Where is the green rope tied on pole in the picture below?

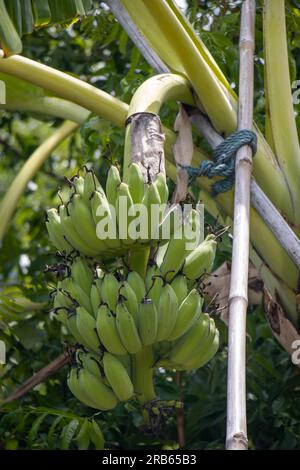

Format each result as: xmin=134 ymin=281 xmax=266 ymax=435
xmin=182 ymin=129 xmax=257 ymax=196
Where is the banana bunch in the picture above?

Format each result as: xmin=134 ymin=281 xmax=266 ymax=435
xmin=49 ymin=197 xmax=219 ymax=410
xmin=53 ymin=254 xmax=218 ymax=370
xmin=46 ymin=166 xmax=171 ymax=259
xmin=0 ymin=0 xmax=92 ymax=56
xmin=67 ymin=349 xmax=134 ymax=410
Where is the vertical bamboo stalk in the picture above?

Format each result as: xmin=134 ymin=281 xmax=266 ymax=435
xmin=226 ymin=0 xmax=256 ymax=451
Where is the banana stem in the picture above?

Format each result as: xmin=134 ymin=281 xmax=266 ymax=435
xmin=123 ymin=73 xmax=194 ymax=181
xmin=133 ymin=346 xmax=156 ymax=404
xmin=127 ymin=248 xmax=150 ymax=278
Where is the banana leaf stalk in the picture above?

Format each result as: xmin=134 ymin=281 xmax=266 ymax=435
xmin=0 ymin=121 xmax=78 ymax=242
xmin=226 ymin=0 xmax=256 ymax=451
xmin=190 ymin=111 xmax=300 ymax=271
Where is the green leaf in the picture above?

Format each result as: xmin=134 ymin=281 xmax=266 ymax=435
xmin=28 ymin=413 xmax=47 ymax=447
xmin=76 ymin=418 xmax=90 ymax=450
xmin=88 ymin=420 xmax=104 ymax=450
xmin=48 ymin=416 xmax=64 ymax=449
xmin=60 ymin=419 xmax=79 ymax=450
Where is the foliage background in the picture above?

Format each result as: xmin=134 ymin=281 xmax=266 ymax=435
xmin=0 ymin=0 xmax=299 ymax=450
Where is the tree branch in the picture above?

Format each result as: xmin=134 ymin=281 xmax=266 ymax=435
xmin=1 ymin=352 xmax=70 ymax=405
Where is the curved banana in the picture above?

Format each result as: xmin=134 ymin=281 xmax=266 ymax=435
xmin=106 ymin=165 xmax=121 ymax=207
xmin=76 ymin=350 xmax=102 ymax=378
xmin=72 ymin=367 xmax=118 ymax=410
xmin=142 ymin=182 xmax=161 ymax=240
xmin=59 ymin=204 xmax=99 ymax=257
xmin=66 ymin=313 xmax=89 ymax=347
xmin=46 ymin=208 xmax=71 ymax=253
xmin=138 ymin=298 xmax=158 ymax=346
xmin=96 ymin=304 xmax=127 ymax=356
xmin=103 ymin=352 xmax=134 ymax=401
xmin=83 ymin=170 xmax=102 ymax=204
xmin=156 ymin=283 xmax=178 ymax=342
xmin=62 ymin=278 xmax=93 ymax=314
xmin=119 ymin=281 xmax=139 ymax=322
xmin=116 ymin=302 xmax=142 ymax=354
xmin=153 ymin=172 xmax=169 ymax=205
xmin=168 ymin=313 xmax=210 ymax=366
xmin=184 ymin=328 xmax=219 ymax=370
xmin=170 ymin=275 xmax=188 ymax=306
xmin=68 ymin=193 xmax=107 ymax=252
xmin=126 ymin=271 xmax=146 ymax=303
xmin=127 ymin=163 xmax=145 ymax=204
xmin=160 ymin=228 xmax=190 ymax=282
xmin=90 ymin=190 xmax=122 ymax=251
xmin=115 ymin=182 xmax=136 ymax=245
xmin=67 ymin=368 xmax=100 ymax=408
xmin=183 ymin=236 xmax=217 ymax=280
xmin=90 ymin=283 xmax=101 ymax=318
xmin=76 ymin=306 xmax=101 ymax=353
xmin=72 ymin=175 xmax=85 ymax=195
xmin=71 ymin=258 xmax=93 ymax=295
xmin=168 ymin=289 xmax=203 ymax=341
xmin=100 ymin=273 xmax=119 ymax=312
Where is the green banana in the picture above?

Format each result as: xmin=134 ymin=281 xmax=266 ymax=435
xmin=53 ymin=290 xmax=70 ymax=325
xmin=90 ymin=190 xmax=121 ymax=250
xmin=68 ymin=368 xmax=101 ymax=408
xmin=145 ymin=263 xmax=161 ymax=291
xmin=160 ymin=227 xmax=190 ymax=282
xmin=66 ymin=313 xmax=89 ymax=347
xmin=59 ymin=204 xmax=99 ymax=257
xmin=168 ymin=289 xmax=203 ymax=341
xmin=153 ymin=172 xmax=169 ymax=205
xmin=62 ymin=278 xmax=93 ymax=314
xmin=170 ymin=275 xmax=188 ymax=306
xmin=103 ymin=352 xmax=134 ymax=401
xmin=32 ymin=0 xmax=51 ymax=27
xmin=76 ymin=350 xmax=102 ymax=378
xmin=68 ymin=193 xmax=107 ymax=252
xmin=72 ymin=175 xmax=84 ymax=195
xmin=68 ymin=367 xmax=118 ymax=410
xmin=116 ymin=182 xmax=135 ymax=245
xmin=96 ymin=304 xmax=127 ymax=356
xmin=90 ymin=283 xmax=101 ymax=318
xmin=126 ymin=271 xmax=146 ymax=303
xmin=71 ymin=257 xmax=93 ymax=295
xmin=142 ymin=181 xmax=161 ymax=240
xmin=119 ymin=281 xmax=139 ymax=322
xmin=46 ymin=208 xmax=71 ymax=253
xmin=76 ymin=306 xmax=101 ymax=353
xmin=106 ymin=165 xmax=121 ymax=207
xmin=184 ymin=327 xmax=219 ymax=370
xmin=82 ymin=170 xmax=102 ymax=204
xmin=127 ymin=163 xmax=145 ymax=204
xmin=156 ymin=283 xmax=178 ymax=342
xmin=100 ymin=273 xmax=119 ymax=312
xmin=147 ymin=275 xmax=164 ymax=309
xmin=183 ymin=236 xmax=217 ymax=280
xmin=138 ymin=298 xmax=158 ymax=346
xmin=168 ymin=313 xmax=211 ymax=366
xmin=116 ymin=302 xmax=142 ymax=354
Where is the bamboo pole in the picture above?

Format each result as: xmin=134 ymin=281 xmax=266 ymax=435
xmin=226 ymin=0 xmax=256 ymax=450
